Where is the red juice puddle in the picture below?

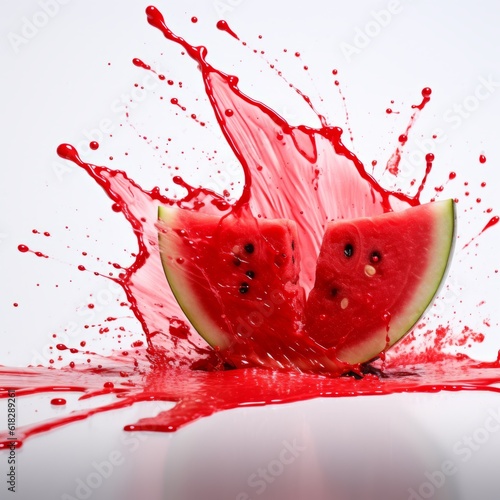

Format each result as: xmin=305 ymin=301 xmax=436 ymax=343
xmin=2 ymin=355 xmax=500 ymax=448
xmin=2 ymin=5 xmax=500 ymax=447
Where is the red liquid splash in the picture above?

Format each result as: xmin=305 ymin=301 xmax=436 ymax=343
xmin=412 ymin=86 xmax=432 ymax=110
xmin=463 ymin=215 xmax=499 ymax=249
xmin=482 ymin=215 xmax=499 ymax=232
xmin=384 ymin=89 xmax=433 ymax=180
xmin=2 ymin=5 xmax=500 ymax=448
xmin=216 ymin=20 xmax=239 ymax=40
xmin=132 ymin=57 xmax=151 ymax=70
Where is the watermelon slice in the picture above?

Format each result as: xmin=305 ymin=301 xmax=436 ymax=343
xmin=157 ymin=207 xmax=306 ymax=369
xmin=304 ymin=199 xmax=455 ymax=364
xmin=158 ymin=199 xmax=455 ymax=372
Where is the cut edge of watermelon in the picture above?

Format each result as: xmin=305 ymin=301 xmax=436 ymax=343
xmin=335 ymin=199 xmax=456 ymax=365
xmin=157 ymin=206 xmax=233 ymax=350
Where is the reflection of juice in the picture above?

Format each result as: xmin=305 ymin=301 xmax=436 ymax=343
xmin=2 ymin=5 xmax=500 ymax=449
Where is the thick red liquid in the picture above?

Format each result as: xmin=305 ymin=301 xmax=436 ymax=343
xmin=2 ymin=5 xmax=499 ymax=449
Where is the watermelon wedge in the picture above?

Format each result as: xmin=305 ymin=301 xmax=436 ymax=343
xmin=158 ymin=199 xmax=455 ymax=372
xmin=304 ymin=199 xmax=455 ymax=364
xmin=157 ymin=207 xmax=306 ymax=369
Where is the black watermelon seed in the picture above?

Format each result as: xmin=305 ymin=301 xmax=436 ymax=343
xmin=245 ymin=270 xmax=255 ymax=279
xmin=244 ymin=243 xmax=255 ymax=254
xmin=291 ymin=240 xmax=295 ymax=251
xmin=370 ymin=251 xmax=381 ymax=263
xmin=341 ymin=371 xmax=363 ymax=380
xmin=233 ymin=257 xmax=241 ymax=266
xmin=239 ymin=282 xmax=250 ymax=294
xmin=344 ymin=243 xmax=354 ymax=258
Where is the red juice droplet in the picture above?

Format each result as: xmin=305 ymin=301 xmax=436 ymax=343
xmin=216 ymin=20 xmax=239 ymax=40
xmin=412 ymin=87 xmax=432 ymax=110
xmin=463 ymin=215 xmax=499 ymax=249
xmin=89 ymin=141 xmax=99 ymax=150
xmin=18 ymin=244 xmax=29 ymax=253
xmin=57 ymin=144 xmax=83 ymax=165
xmin=50 ymin=398 xmax=66 ymax=406
xmin=132 ymin=58 xmax=151 ymax=70
xmin=482 ymin=216 xmax=499 ymax=233
xmin=479 ymin=154 xmax=487 ymax=164
xmin=191 ymin=16 xmax=198 ymax=23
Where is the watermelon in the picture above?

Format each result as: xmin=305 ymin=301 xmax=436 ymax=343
xmin=157 ymin=207 xmax=307 ymax=369
xmin=304 ymin=199 xmax=455 ymax=364
xmin=158 ymin=199 xmax=455 ymax=372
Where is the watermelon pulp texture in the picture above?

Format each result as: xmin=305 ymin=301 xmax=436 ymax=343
xmin=305 ymin=199 xmax=456 ymax=364
xmin=157 ymin=207 xmax=323 ymax=370
xmin=158 ymin=200 xmax=455 ymax=371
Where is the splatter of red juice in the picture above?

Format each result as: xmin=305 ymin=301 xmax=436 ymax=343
xmin=1 ymin=5 xmax=500 ymax=449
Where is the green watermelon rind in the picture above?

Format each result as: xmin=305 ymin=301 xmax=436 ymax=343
xmin=335 ymin=199 xmax=456 ymax=364
xmin=157 ymin=206 xmax=233 ymax=350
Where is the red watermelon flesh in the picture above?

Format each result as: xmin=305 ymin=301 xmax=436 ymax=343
xmin=157 ymin=207 xmax=314 ymax=369
xmin=304 ymin=199 xmax=455 ymax=365
xmin=158 ymin=200 xmax=455 ymax=372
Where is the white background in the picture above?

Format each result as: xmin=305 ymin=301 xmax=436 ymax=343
xmin=1 ymin=1 xmax=500 ymax=499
